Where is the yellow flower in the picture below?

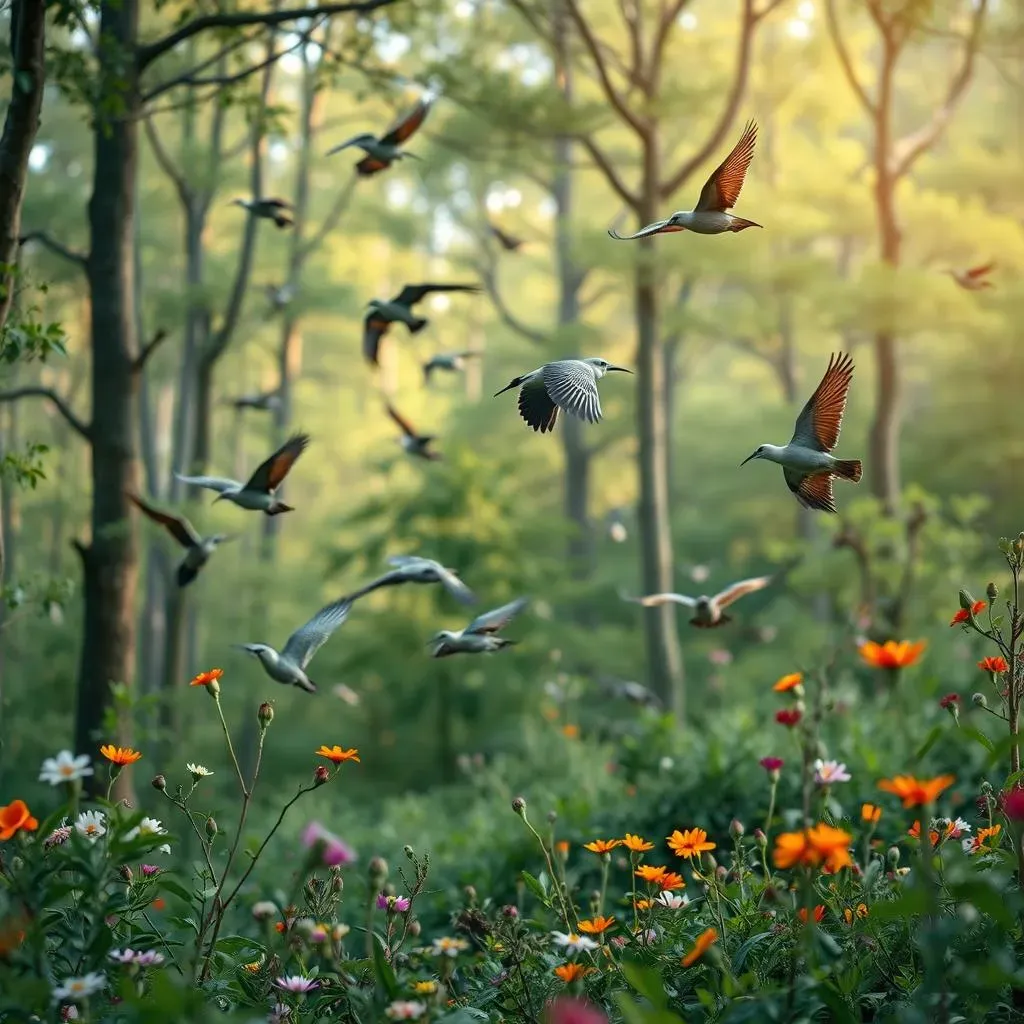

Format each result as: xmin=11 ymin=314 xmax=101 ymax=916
xmin=635 ymin=899 xmax=652 ymax=911
xmin=621 ymin=833 xmax=654 ymax=852
xmin=578 ymin=916 xmax=615 ymax=935
xmin=968 ymin=824 xmax=1002 ymax=853
xmin=877 ymin=774 xmax=955 ymax=808
xmin=861 ymin=803 xmax=882 ymax=824
xmin=413 ymin=980 xmax=438 ymax=994
xmin=99 ymin=745 xmax=142 ymax=766
xmin=242 ymin=955 xmax=265 ymax=973
xmin=773 ymin=672 xmax=803 ymax=692
xmin=316 ymin=745 xmax=360 ymax=764
xmin=562 ymin=724 xmax=580 ymax=739
xmin=682 ymin=927 xmax=718 ymax=967
xmin=667 ymin=828 xmax=716 ymax=859
xmin=584 ymin=839 xmax=621 ymax=854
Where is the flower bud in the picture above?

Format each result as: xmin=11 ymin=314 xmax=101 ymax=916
xmin=206 ymin=816 xmax=218 ymax=839
xmin=403 ymin=845 xmax=415 ymax=860
xmin=119 ymin=864 xmax=133 ymax=884
xmin=464 ymin=885 xmax=477 ymax=904
xmin=511 ymin=796 xmax=526 ymax=816
xmin=546 ymin=809 xmax=557 ymax=824
xmin=754 ymin=828 xmax=767 ymax=850
xmin=206 ymin=678 xmax=221 ymax=698
xmin=258 ymin=701 xmax=274 ymax=728
xmin=704 ymin=853 xmax=718 ymax=871
xmin=972 ymin=692 xmax=988 ymax=708
xmin=715 ymin=865 xmax=728 ymax=883
xmin=959 ymin=589 xmax=977 ymax=611
xmin=886 ymin=846 xmax=900 ymax=868
xmin=408 ymin=919 xmax=421 ymax=937
xmin=369 ymin=856 xmax=388 ymax=886
xmin=313 ymin=765 xmax=330 ymax=787
xmin=794 ymin=700 xmax=806 ymax=716
xmin=502 ymin=904 xmax=518 ymax=918
xmin=987 ymin=582 xmax=999 ymax=602
xmin=729 ymin=819 xmax=745 ymax=839
xmin=981 ymin=780 xmax=994 ymax=794
xmin=151 ymin=775 xmax=166 ymax=792
xmin=330 ymin=867 xmax=343 ymax=894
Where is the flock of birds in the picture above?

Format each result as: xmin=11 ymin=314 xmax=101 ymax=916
xmin=129 ymin=100 xmax=997 ymax=695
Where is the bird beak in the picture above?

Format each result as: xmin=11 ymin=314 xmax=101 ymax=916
xmin=740 ymin=451 xmax=759 ymax=466
xmin=607 ymin=365 xmax=633 ymax=374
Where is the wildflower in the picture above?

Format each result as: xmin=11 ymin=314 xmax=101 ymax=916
xmin=634 ymin=864 xmax=668 ymax=883
xmin=578 ymin=916 xmax=615 ymax=935
xmin=554 ymin=963 xmax=594 ymax=983
xmin=634 ymin=927 xmax=659 ymax=945
xmin=681 ymin=927 xmax=718 ymax=967
xmin=859 ymin=640 xmax=926 ymax=669
xmin=100 ymin=745 xmax=142 ymax=766
xmin=273 ymin=976 xmax=319 ymax=994
xmin=562 ymin=724 xmax=580 ymax=739
xmin=760 ymin=756 xmax=784 ymax=779
xmin=908 ymin=820 xmax=939 ymax=845
xmin=621 ymin=833 xmax=653 ymax=852
xmin=556 ymin=840 xmax=570 ymax=856
xmin=843 ymin=904 xmax=869 ymax=923
xmin=332 ymin=923 xmax=351 ymax=941
xmin=109 ymin=949 xmax=164 ymax=967
xmin=773 ymin=823 xmax=852 ymax=872
xmin=583 ymin=839 xmax=620 ymax=854
xmin=797 ymin=905 xmax=826 ymax=924
xmin=186 ymin=763 xmax=213 ymax=779
xmin=950 ymin=600 xmax=987 ymax=626
xmin=44 ymin=819 xmax=73 ymax=848
xmin=978 ymin=656 xmax=1009 ymax=674
xmin=152 ymin=775 xmax=166 ymax=791
xmin=60 ymin=1007 xmax=79 ymax=1022
xmin=708 ymin=648 xmax=732 ymax=666
xmin=316 ymin=745 xmax=360 ymax=764
xmin=966 ymin=824 xmax=1002 ymax=853
xmin=138 ymin=864 xmax=160 ymax=878
xmin=301 ymin=822 xmax=355 ymax=867
xmin=936 ymin=817 xmax=971 ymax=839
xmin=242 ymin=955 xmax=265 ymax=973
xmin=657 ymin=871 xmax=687 ymax=891
xmin=0 ymin=800 xmax=39 ymax=840
xmin=938 ymin=694 xmax=960 ymax=711
xmin=125 ymin=817 xmax=167 ymax=842
xmin=385 ymin=1001 xmax=427 ymax=1020
xmin=377 ymin=893 xmax=411 ymax=913
xmin=667 ymin=827 xmax=716 ymax=860
xmin=74 ymin=810 xmax=106 ymax=842
xmin=813 ymin=759 xmax=851 ymax=786
xmin=656 ymin=891 xmax=689 ymax=910
xmin=775 ymin=708 xmax=802 ymax=728
xmin=1000 ymin=787 xmax=1024 ymax=821
xmin=39 ymin=751 xmax=94 ymax=786
xmin=430 ymin=936 xmax=469 ymax=957
xmin=190 ymin=668 xmax=223 ymax=687
xmin=551 ymin=932 xmax=599 ymax=954
xmin=878 ymin=773 xmax=955 ymax=808
xmin=413 ymin=980 xmax=438 ymax=994
xmin=53 ymin=973 xmax=106 ymax=1004
xmin=268 ymin=1004 xmax=291 ymax=1024
xmin=634 ymin=899 xmax=652 ymax=910
xmin=546 ymin=997 xmax=608 ymax=1024
xmin=151 ymin=897 xmax=166 ymax=911
xmin=861 ymin=803 xmax=882 ymax=824
xmin=773 ymin=672 xmax=803 ymax=693
xmin=308 ymin=922 xmax=330 ymax=943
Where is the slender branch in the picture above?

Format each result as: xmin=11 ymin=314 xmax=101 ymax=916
xmin=17 ymin=230 xmax=87 ymax=268
xmin=133 ymin=328 xmax=171 ymax=374
xmin=824 ymin=0 xmax=877 ymax=115
xmin=299 ymin=170 xmax=358 ymax=261
xmin=141 ymin=31 xmax=255 ymax=101
xmin=579 ymin=135 xmax=639 ymax=211
xmin=0 ymin=387 xmax=91 ymax=440
xmin=143 ymin=116 xmax=190 ymax=202
xmin=477 ymin=261 xmax=548 ymax=346
xmin=505 ymin=0 xmax=557 ymax=50
xmin=651 ymin=0 xmax=690 ymax=76
xmin=137 ymin=0 xmax=404 ymax=70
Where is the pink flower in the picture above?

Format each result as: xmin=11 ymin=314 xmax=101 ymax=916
xmin=301 ymin=822 xmax=355 ymax=867
xmin=376 ymin=892 xmax=411 ymax=913
xmin=707 ymin=648 xmax=733 ymax=667
xmin=110 ymin=948 xmax=164 ymax=966
xmin=545 ymin=998 xmax=609 ymax=1024
xmin=759 ymin=756 xmax=784 ymax=776
xmin=274 ymin=975 xmax=319 ymax=994
xmin=140 ymin=864 xmax=160 ymax=877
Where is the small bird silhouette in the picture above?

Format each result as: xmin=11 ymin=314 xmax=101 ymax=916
xmin=620 ymin=576 xmax=771 ymax=628
xmin=431 ymin=597 xmax=528 ymax=658
xmin=363 ymin=282 xmax=481 ymax=365
xmin=494 ymin=358 xmax=632 ymax=433
xmin=740 ymin=352 xmax=861 ymax=513
xmin=387 ymin=404 xmax=441 ymax=461
xmin=230 ymin=197 xmax=294 ymax=229
xmin=423 ymin=350 xmax=481 ymax=384
xmin=225 ymin=390 xmax=281 ymax=413
xmin=346 ymin=555 xmax=476 ymax=606
xmin=609 ymin=120 xmax=761 ymax=239
xmin=488 ymin=222 xmax=525 ymax=252
xmin=948 ymin=262 xmax=995 ymax=291
xmin=598 ymin=676 xmax=662 ymax=709
xmin=127 ymin=493 xmax=234 ymax=587
xmin=326 ymin=98 xmax=432 ymax=176
xmin=175 ymin=433 xmax=310 ymax=515
xmin=234 ymin=597 xmax=352 ymax=693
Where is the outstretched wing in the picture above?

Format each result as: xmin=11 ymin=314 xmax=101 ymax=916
xmin=363 ymin=314 xmax=391 ymax=365
xmin=379 ymin=98 xmax=432 ymax=147
xmin=128 ymin=492 xmax=200 ymax=549
xmin=387 ymin=555 xmax=426 ymax=569
xmin=263 ymin=198 xmax=294 ymax=211
xmin=517 ymin=375 xmax=559 ymax=433
xmin=542 ymin=360 xmax=602 ymax=424
xmin=243 ymin=432 xmax=310 ymax=493
xmin=282 ymin=597 xmax=353 ymax=669
xmin=608 ymin=219 xmax=681 ymax=241
xmin=393 ymin=282 xmax=481 ymax=308
xmin=789 ymin=352 xmax=855 ymax=453
xmin=620 ymin=590 xmax=697 ymax=608
xmin=344 ymin=571 xmax=407 ymax=602
xmin=784 ymin=468 xmax=837 ymax=514
xmin=174 ymin=473 xmax=240 ymax=494
xmin=712 ymin=576 xmax=771 ymax=609
xmin=433 ymin=565 xmax=477 ymax=606
xmin=966 ymin=262 xmax=995 ymax=278
xmin=386 ymin=404 xmax=418 ymax=439
xmin=694 ymin=120 xmax=758 ymax=213
xmin=465 ymin=597 xmax=528 ymax=635
xmin=326 ymin=132 xmax=378 ymax=156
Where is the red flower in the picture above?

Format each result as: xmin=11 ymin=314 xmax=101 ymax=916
xmin=545 ymin=997 xmax=608 ymax=1024
xmin=760 ymin=756 xmax=784 ymax=772
xmin=775 ymin=709 xmax=802 ymax=728
xmin=950 ymin=601 xmax=986 ymax=626
xmin=979 ymin=656 xmax=1009 ymax=673
xmin=1000 ymin=787 xmax=1024 ymax=822
xmin=938 ymin=693 xmax=960 ymax=710
xmin=797 ymin=905 xmax=826 ymax=924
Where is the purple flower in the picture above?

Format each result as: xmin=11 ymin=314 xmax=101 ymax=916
xmin=140 ymin=864 xmax=161 ymax=877
xmin=376 ymin=892 xmax=411 ymax=913
xmin=109 ymin=949 xmax=164 ymax=967
xmin=301 ymin=822 xmax=355 ymax=867
xmin=274 ymin=975 xmax=319 ymax=994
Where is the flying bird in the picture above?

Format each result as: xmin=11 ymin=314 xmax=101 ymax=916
xmin=345 ymin=555 xmax=476 ymax=606
xmin=265 ymin=282 xmax=295 ymax=312
xmin=387 ymin=404 xmax=441 ymax=461
xmin=234 ymin=597 xmax=352 ymax=693
xmin=430 ymin=597 xmax=528 ymax=658
xmin=127 ymin=493 xmax=233 ymax=587
xmin=949 ymin=262 xmax=995 ymax=291
xmin=740 ymin=352 xmax=861 ymax=513
xmin=609 ymin=120 xmax=761 ymax=239
xmin=230 ymin=197 xmax=294 ymax=229
xmin=494 ymin=358 xmax=632 ymax=433
xmin=225 ymin=390 xmax=281 ymax=413
xmin=620 ymin=576 xmax=771 ymax=628
xmin=598 ymin=676 xmax=662 ymax=709
xmin=363 ymin=282 xmax=481 ymax=366
xmin=489 ymin=222 xmax=525 ymax=252
xmin=326 ymin=98 xmax=432 ymax=176
xmin=175 ymin=432 xmax=310 ymax=516
xmin=423 ymin=350 xmax=481 ymax=383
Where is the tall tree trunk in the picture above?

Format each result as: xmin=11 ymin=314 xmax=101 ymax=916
xmin=77 ymin=0 xmax=140 ymax=801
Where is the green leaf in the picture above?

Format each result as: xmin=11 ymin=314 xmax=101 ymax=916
xmin=960 ymin=726 xmax=995 ymax=753
xmin=613 ymin=993 xmax=687 ymax=1024
xmin=868 ymin=891 xmax=928 ymax=921
xmin=730 ymin=930 xmax=773 ymax=973
xmin=520 ymin=870 xmax=551 ymax=906
xmin=948 ymin=880 xmax=1016 ymax=929
xmin=158 ymin=877 xmax=195 ymax=904
xmin=372 ymin=933 xmax=398 ymax=999
xmin=620 ymin=960 xmax=668 ymax=1010
xmin=912 ymin=725 xmax=942 ymax=764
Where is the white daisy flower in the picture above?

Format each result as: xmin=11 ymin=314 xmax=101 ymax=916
xmin=125 ymin=817 xmax=167 ymax=842
xmin=429 ymin=936 xmax=469 ymax=957
xmin=655 ymin=891 xmax=690 ymax=910
xmin=386 ymin=1001 xmax=427 ymax=1020
xmin=39 ymin=751 xmax=93 ymax=786
xmin=52 ymin=973 xmax=105 ymax=1003
xmin=550 ymin=931 xmax=599 ymax=954
xmin=186 ymin=763 xmax=213 ymax=779
xmin=74 ymin=811 xmax=106 ymax=842
xmin=109 ymin=948 xmax=164 ymax=967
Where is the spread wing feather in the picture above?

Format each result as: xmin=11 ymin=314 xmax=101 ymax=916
xmin=713 ymin=576 xmax=771 ymax=609
xmin=608 ymin=219 xmax=679 ymax=240
xmin=386 ymin=404 xmax=418 ymax=438
xmin=174 ymin=473 xmax=240 ymax=494
xmin=128 ymin=493 xmax=201 ymax=549
xmin=282 ymin=597 xmax=352 ymax=669
xmin=694 ymin=120 xmax=758 ymax=213
xmin=622 ymin=591 xmax=697 ymax=608
xmin=542 ymin=361 xmax=602 ymax=424
xmin=466 ymin=597 xmax=529 ymax=635
xmin=517 ymin=376 xmax=559 ymax=433
xmin=784 ymin=469 xmax=837 ymax=514
xmin=380 ymin=99 xmax=432 ymax=147
xmin=789 ymin=352 xmax=854 ymax=452
xmin=394 ymin=282 xmax=480 ymax=307
xmin=244 ymin=433 xmax=310 ymax=493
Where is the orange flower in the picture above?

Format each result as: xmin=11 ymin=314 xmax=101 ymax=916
xmin=584 ymin=839 xmax=620 ymax=854
xmin=907 ymin=820 xmax=940 ymax=846
xmin=578 ymin=915 xmax=615 ymax=935
xmin=190 ymin=668 xmax=224 ymax=687
xmin=635 ymin=864 xmax=668 ymax=883
xmin=968 ymin=824 xmax=1002 ymax=853
xmin=861 ymin=803 xmax=882 ymax=824
xmin=316 ymin=745 xmax=360 ymax=765
xmin=773 ymin=672 xmax=803 ymax=693
xmin=621 ymin=833 xmax=653 ymax=852
xmin=561 ymin=724 xmax=580 ymax=739
xmin=0 ymin=800 xmax=38 ymax=841
xmin=100 ymin=744 xmax=142 ymax=766
xmin=656 ymin=871 xmax=687 ymax=891
xmin=843 ymin=903 xmax=869 ymax=924
xmin=555 ymin=840 xmax=570 ymax=856
xmin=773 ymin=823 xmax=852 ymax=872
xmin=877 ymin=774 xmax=955 ymax=808
xmin=0 ymin=916 xmax=27 ymax=958
xmin=859 ymin=640 xmax=926 ymax=669
xmin=681 ymin=927 xmax=718 ymax=967
xmin=667 ymin=828 xmax=716 ymax=860
xmin=797 ymin=905 xmax=825 ymax=924
xmin=634 ymin=899 xmax=652 ymax=911
xmin=950 ymin=601 xmax=987 ymax=626
xmin=554 ymin=963 xmax=594 ymax=982
xmin=275 ymin=921 xmax=287 ymax=933
xmin=978 ymin=656 xmax=1009 ymax=673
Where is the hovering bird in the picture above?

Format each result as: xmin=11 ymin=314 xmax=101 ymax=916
xmin=423 ymin=350 xmax=481 ymax=384
xmin=607 ymin=508 xmax=628 ymax=543
xmin=621 ymin=576 xmax=771 ymax=629
xmin=609 ymin=120 xmax=761 ymax=239
xmin=494 ymin=357 xmax=632 ymax=433
xmin=387 ymin=404 xmax=441 ymax=461
xmin=949 ymin=262 xmax=995 ymax=291
xmin=326 ymin=98 xmax=431 ymax=176
xmin=230 ymin=197 xmax=294 ymax=229
xmin=430 ymin=597 xmax=528 ymax=658
xmin=363 ymin=282 xmax=481 ymax=365
xmin=489 ymin=222 xmax=525 ymax=252
xmin=234 ymin=597 xmax=352 ymax=693
xmin=740 ymin=352 xmax=861 ymax=513
xmin=128 ymin=493 xmax=233 ymax=587
xmin=345 ymin=555 xmax=476 ymax=606
xmin=225 ymin=390 xmax=281 ymax=413
xmin=175 ymin=432 xmax=310 ymax=516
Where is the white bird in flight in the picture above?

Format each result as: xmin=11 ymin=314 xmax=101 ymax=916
xmin=621 ymin=576 xmax=771 ymax=629
xmin=740 ymin=352 xmax=861 ymax=513
xmin=345 ymin=555 xmax=476 ymax=606
xmin=431 ymin=598 xmax=528 ymax=657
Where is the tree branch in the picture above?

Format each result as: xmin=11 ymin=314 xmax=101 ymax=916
xmin=0 ymin=387 xmax=91 ymax=441
xmin=651 ymin=0 xmax=690 ymax=76
xmin=140 ymin=31 xmax=255 ymax=101
xmin=18 ymin=230 xmax=88 ymax=268
xmin=824 ymin=0 xmax=877 ymax=116
xmin=136 ymin=0 xmax=404 ymax=70
xmin=892 ymin=0 xmax=988 ymax=179
xmin=579 ymin=135 xmax=639 ymax=212
xmin=132 ymin=328 xmax=170 ymax=374
xmin=477 ymin=260 xmax=548 ymax=346
xmin=143 ymin=115 xmax=190 ymax=203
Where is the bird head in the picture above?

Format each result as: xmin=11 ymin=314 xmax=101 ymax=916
xmin=233 ymin=643 xmax=267 ymax=658
xmin=584 ymin=357 xmax=633 ymax=379
xmin=740 ymin=445 xmax=769 ymax=466
xmin=228 ymin=198 xmax=249 ymax=210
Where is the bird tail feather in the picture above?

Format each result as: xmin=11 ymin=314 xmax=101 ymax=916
xmin=177 ymin=563 xmax=199 ymax=587
xmin=408 ymin=317 xmax=428 ymax=334
xmin=298 ymin=677 xmax=317 ymax=694
xmin=690 ymin=614 xmax=731 ymax=629
xmin=729 ymin=217 xmax=762 ymax=231
xmin=273 ymin=214 xmax=294 ymax=229
xmin=833 ymin=459 xmax=862 ymax=483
